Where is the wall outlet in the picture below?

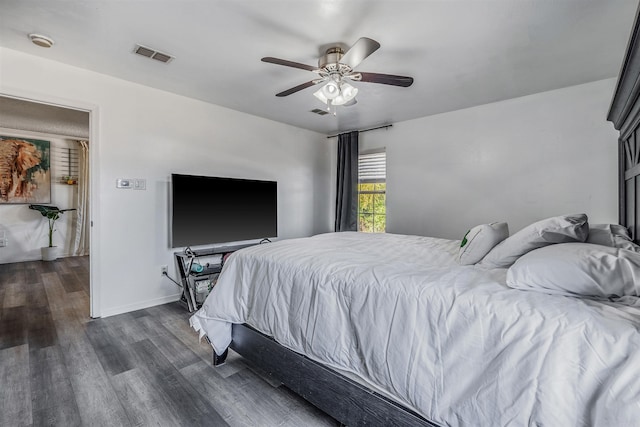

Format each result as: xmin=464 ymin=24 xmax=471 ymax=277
xmin=0 ymin=238 xmax=6 ymax=247
xmin=161 ymin=265 xmax=168 ymax=276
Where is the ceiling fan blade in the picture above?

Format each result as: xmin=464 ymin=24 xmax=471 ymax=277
xmin=358 ymin=72 xmax=414 ymax=87
xmin=275 ymin=81 xmax=318 ymax=97
xmin=340 ymin=37 xmax=381 ymax=69
xmin=262 ymin=57 xmax=319 ymax=72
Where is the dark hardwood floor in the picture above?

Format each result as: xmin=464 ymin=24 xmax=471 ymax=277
xmin=0 ymin=257 xmax=338 ymax=427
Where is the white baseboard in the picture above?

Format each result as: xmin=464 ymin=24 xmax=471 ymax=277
xmin=99 ymin=293 xmax=182 ymax=318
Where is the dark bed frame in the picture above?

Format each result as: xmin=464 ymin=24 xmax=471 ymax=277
xmin=227 ymin=324 xmax=437 ymax=427
xmin=208 ymin=7 xmax=640 ymax=427
xmin=608 ymin=2 xmax=640 ymax=245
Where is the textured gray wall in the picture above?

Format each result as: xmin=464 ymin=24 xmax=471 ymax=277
xmin=0 ymin=96 xmax=89 ymax=138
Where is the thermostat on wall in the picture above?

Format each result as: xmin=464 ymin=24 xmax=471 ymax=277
xmin=117 ymin=178 xmax=147 ymax=190
xmin=116 ymin=178 xmax=133 ymax=189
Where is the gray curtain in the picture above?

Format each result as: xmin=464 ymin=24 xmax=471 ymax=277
xmin=335 ymin=131 xmax=359 ymax=232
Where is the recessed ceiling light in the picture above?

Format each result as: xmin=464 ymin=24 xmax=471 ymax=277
xmin=29 ymin=34 xmax=54 ymax=48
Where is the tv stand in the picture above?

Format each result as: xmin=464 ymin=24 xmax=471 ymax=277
xmin=174 ymin=242 xmax=257 ymax=312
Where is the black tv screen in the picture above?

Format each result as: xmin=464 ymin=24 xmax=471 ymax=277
xmin=171 ymin=174 xmax=277 ymax=247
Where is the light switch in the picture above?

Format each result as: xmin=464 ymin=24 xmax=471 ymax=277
xmin=134 ymin=179 xmax=146 ymax=190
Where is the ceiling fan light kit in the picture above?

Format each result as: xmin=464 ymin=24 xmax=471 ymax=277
xmin=322 ymin=80 xmax=340 ymax=99
xmin=333 ymin=82 xmax=358 ymax=105
xmin=262 ymin=37 xmax=413 ymax=114
xmin=313 ymin=81 xmax=358 ymax=111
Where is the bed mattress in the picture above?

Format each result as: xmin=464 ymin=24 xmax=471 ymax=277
xmin=190 ymin=232 xmax=640 ymax=426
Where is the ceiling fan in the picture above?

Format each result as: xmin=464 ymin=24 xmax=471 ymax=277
xmin=262 ymin=37 xmax=414 ymax=111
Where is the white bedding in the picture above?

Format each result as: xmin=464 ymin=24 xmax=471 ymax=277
xmin=190 ymin=232 xmax=640 ymax=426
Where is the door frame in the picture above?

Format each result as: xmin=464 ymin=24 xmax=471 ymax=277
xmin=0 ymin=87 xmax=101 ymax=317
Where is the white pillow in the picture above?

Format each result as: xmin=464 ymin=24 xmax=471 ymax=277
xmin=479 ymin=214 xmax=589 ymax=268
xmin=506 ymin=243 xmax=640 ymax=298
xmin=587 ymin=223 xmax=640 ymax=252
xmin=458 ymin=222 xmax=509 ymax=265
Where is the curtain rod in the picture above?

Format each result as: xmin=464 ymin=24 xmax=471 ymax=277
xmin=326 ymin=124 xmax=393 ymax=139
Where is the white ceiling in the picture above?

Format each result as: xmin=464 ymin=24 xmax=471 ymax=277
xmin=0 ymin=0 xmax=637 ymax=135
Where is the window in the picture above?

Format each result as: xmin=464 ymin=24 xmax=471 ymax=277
xmin=358 ymin=150 xmax=386 ymax=233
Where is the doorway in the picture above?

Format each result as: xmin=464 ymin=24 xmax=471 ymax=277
xmin=0 ymin=93 xmax=98 ymax=317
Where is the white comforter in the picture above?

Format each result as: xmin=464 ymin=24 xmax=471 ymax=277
xmin=190 ymin=232 xmax=640 ymax=426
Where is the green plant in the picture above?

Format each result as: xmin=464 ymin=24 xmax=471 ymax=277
xmin=29 ymin=205 xmax=76 ymax=247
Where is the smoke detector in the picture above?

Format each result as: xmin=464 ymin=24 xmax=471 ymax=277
xmin=29 ymin=34 xmax=54 ymax=48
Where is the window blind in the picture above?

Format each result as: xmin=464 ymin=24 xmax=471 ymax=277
xmin=358 ymin=151 xmax=386 ymax=182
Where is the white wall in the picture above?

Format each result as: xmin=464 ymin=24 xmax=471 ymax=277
xmin=0 ymin=128 xmax=79 ymax=263
xmin=0 ymin=47 xmax=333 ymax=317
xmin=360 ymin=78 xmax=619 ymax=239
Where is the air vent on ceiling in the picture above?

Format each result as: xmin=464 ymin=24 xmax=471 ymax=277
xmin=134 ymin=44 xmax=174 ymax=63
xmin=310 ymin=108 xmax=329 ymax=116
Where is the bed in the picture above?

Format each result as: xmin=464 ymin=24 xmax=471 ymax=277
xmin=190 ymin=6 xmax=640 ymax=425
xmin=191 ymin=229 xmax=640 ymax=426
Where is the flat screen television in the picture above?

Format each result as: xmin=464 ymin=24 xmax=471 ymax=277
xmin=171 ymin=174 xmax=277 ymax=247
